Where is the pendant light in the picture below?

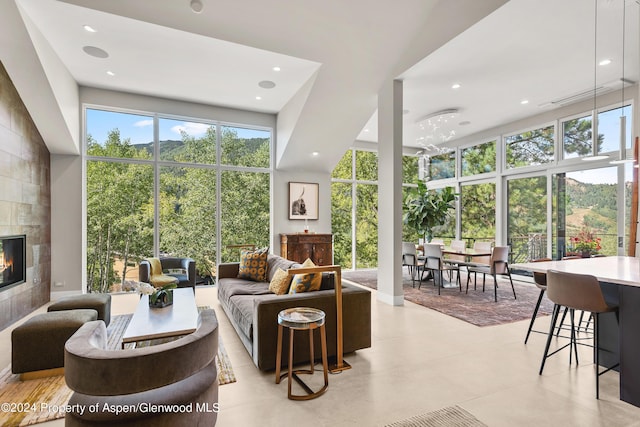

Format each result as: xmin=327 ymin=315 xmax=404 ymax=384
xmin=584 ymin=0 xmax=609 ymax=162
xmin=610 ymin=0 xmax=634 ymax=164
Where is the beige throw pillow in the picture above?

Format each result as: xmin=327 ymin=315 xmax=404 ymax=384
xmin=268 ymin=268 xmax=291 ymax=295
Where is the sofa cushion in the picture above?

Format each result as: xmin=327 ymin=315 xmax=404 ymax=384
xmin=268 ymin=268 xmax=292 ymax=295
xmin=266 ymin=254 xmax=297 ymax=282
xmin=289 ymin=258 xmax=322 ymax=294
xmin=218 ymin=278 xmax=272 ymax=298
xmin=227 ymin=295 xmax=255 ymax=340
xmin=238 ymin=247 xmax=269 ymax=281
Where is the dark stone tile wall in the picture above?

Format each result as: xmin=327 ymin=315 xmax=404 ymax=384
xmin=0 ymin=62 xmax=51 ymax=330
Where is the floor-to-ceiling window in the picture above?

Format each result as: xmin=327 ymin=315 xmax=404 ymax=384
xmin=85 ymin=108 xmax=271 ymax=293
xmin=332 ymin=149 xmax=422 ymax=269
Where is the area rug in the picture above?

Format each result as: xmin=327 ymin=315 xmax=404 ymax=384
xmin=385 ymin=405 xmax=488 ymax=427
xmin=343 ymin=269 xmax=554 ymax=327
xmin=0 ymin=309 xmax=234 ymax=427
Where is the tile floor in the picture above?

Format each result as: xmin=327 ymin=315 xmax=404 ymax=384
xmin=2 ymin=277 xmax=640 ymax=427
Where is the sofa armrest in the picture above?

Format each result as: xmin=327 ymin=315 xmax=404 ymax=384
xmin=139 ymin=260 xmax=151 ymax=283
xmin=217 ymin=262 xmax=240 ymax=279
xmin=251 ymin=281 xmax=371 ymax=371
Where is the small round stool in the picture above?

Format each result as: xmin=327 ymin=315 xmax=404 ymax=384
xmin=275 ymin=307 xmax=329 ymax=400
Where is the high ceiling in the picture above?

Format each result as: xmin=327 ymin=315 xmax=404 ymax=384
xmin=4 ymin=0 xmax=639 ymax=171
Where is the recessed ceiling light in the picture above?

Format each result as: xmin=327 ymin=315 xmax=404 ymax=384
xmin=106 ymin=71 xmax=115 ymax=76
xmin=521 ymin=99 xmax=529 ymax=105
xmin=599 ymin=59 xmax=612 ymax=66
xmin=312 ymin=152 xmax=319 ymax=156
xmin=190 ymin=0 xmax=204 ymax=13
xmin=83 ymin=25 xmax=96 ymax=33
xmin=258 ymin=80 xmax=276 ymax=89
xmin=255 ymin=96 xmax=262 ymax=100
xmin=272 ymin=66 xmax=281 ymax=72
xmin=364 ymin=128 xmax=370 ymax=132
xmin=82 ymin=46 xmax=109 ymax=59
xmin=451 ymin=83 xmax=461 ymax=89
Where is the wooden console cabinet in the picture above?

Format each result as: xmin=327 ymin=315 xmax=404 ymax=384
xmin=280 ymin=233 xmax=333 ymax=266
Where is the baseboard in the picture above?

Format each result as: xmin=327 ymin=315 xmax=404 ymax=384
xmin=50 ymin=290 xmax=83 ymax=300
xmin=377 ymin=292 xmax=404 ymax=306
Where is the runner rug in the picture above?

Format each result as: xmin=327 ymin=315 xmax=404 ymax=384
xmin=343 ymin=269 xmax=554 ymax=327
xmin=0 ymin=307 xmax=234 ymax=427
xmin=385 ymin=405 xmax=488 ymax=427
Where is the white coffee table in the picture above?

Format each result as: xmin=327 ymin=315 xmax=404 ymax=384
xmin=121 ymin=287 xmax=198 ymax=349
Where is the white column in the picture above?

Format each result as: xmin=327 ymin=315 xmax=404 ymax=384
xmin=377 ymin=79 xmax=404 ymax=305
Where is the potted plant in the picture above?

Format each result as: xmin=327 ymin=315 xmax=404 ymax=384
xmin=136 ymin=282 xmax=177 ymax=308
xmin=403 ymin=182 xmax=457 ymax=243
xmin=569 ymin=227 xmax=601 ymax=257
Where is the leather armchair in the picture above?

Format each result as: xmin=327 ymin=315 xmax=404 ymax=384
xmin=64 ymin=309 xmax=219 ymax=426
xmin=139 ymin=257 xmax=196 ymax=289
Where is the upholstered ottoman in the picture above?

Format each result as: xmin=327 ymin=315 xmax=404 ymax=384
xmin=11 ymin=309 xmax=98 ymax=375
xmin=48 ymin=293 xmax=111 ymax=326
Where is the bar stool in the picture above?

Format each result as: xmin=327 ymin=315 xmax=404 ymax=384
xmin=539 ymin=270 xmax=619 ymax=399
xmin=275 ymin=307 xmax=329 ymax=400
xmin=524 ymin=258 xmax=551 ymax=344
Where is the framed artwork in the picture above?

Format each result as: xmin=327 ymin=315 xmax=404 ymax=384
xmin=288 ymin=182 xmax=319 ymax=220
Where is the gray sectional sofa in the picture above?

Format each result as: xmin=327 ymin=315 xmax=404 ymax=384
xmin=217 ymin=254 xmax=371 ymax=371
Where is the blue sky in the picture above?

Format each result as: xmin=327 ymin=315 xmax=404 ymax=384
xmin=86 ymin=109 xmax=270 ymax=146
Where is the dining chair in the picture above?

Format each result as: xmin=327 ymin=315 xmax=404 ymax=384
xmin=465 ymin=246 xmax=516 ymax=302
xmin=466 ymin=241 xmax=493 ymax=290
xmin=402 ymin=242 xmax=425 ymax=288
xmin=444 ymin=239 xmax=466 ymax=281
xmin=421 ymin=243 xmax=461 ymax=294
xmin=539 ymin=270 xmax=619 ymax=399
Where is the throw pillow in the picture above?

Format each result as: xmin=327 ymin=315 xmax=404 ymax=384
xmin=268 ymin=268 xmax=291 ymax=295
xmin=238 ymin=247 xmax=269 ymax=281
xmin=289 ymin=258 xmax=322 ymax=294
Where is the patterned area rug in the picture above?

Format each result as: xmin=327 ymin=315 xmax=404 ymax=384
xmin=0 ymin=308 xmax=233 ymax=427
xmin=385 ymin=406 xmax=488 ymax=427
xmin=343 ymin=269 xmax=553 ymax=327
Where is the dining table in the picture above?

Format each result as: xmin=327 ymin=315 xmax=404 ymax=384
xmin=511 ymin=256 xmax=640 ymax=407
xmin=415 ymin=246 xmax=493 ymax=288
xmin=441 ymin=247 xmax=492 ymax=263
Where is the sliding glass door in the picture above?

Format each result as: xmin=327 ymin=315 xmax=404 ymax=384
xmin=506 ymin=175 xmax=548 ymax=263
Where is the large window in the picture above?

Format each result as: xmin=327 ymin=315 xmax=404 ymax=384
xmin=85 ymin=108 xmax=271 ymax=293
xmin=460 ymin=182 xmax=496 ymax=244
xmin=461 ymin=141 xmax=496 ymax=176
xmin=553 ymin=168 xmax=618 ymax=259
xmin=426 ymin=150 xmax=455 ymax=180
xmin=331 ymin=149 xmax=379 ymax=269
xmin=505 ymin=125 xmax=554 ymax=169
xmin=562 ymin=104 xmax=632 ymax=160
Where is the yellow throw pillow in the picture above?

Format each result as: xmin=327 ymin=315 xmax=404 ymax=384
xmin=289 ymin=258 xmax=322 ymax=294
xmin=238 ymin=247 xmax=269 ymax=281
xmin=268 ymin=268 xmax=291 ymax=295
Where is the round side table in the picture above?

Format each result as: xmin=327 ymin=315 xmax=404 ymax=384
xmin=274 ymin=307 xmax=329 ymax=400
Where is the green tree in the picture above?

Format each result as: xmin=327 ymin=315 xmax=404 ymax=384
xmin=506 ymin=126 xmax=554 ymax=168
xmin=86 ymin=130 xmax=153 ymax=293
xmin=563 ymin=117 xmax=604 ymax=157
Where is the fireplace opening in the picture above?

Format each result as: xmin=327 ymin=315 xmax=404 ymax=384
xmin=0 ymin=235 xmax=26 ymax=290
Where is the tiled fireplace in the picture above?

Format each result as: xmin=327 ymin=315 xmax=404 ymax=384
xmin=0 ymin=62 xmax=51 ymax=330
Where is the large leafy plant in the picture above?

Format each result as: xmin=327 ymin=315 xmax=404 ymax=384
xmin=403 ymin=182 xmax=457 ymax=243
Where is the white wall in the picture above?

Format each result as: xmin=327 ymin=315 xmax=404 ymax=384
xmin=50 ymin=154 xmax=83 ymax=298
xmin=271 ymin=170 xmax=333 ymax=255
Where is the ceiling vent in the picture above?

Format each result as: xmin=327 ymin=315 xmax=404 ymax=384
xmin=539 ymin=78 xmax=636 ymax=108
